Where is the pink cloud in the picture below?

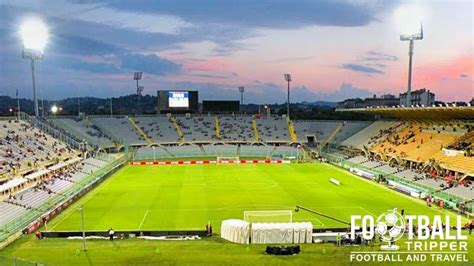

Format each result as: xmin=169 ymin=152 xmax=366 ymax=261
xmin=184 ymin=58 xmax=230 ymax=72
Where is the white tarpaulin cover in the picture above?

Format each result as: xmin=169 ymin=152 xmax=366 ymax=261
xmin=251 ymin=222 xmax=313 ymax=244
xmin=221 ymin=219 xmax=250 ymax=244
xmin=220 ymin=220 xmax=312 ymax=244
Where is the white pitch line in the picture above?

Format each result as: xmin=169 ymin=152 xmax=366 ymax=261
xmin=48 ymin=174 xmax=116 ymax=230
xmin=327 ymin=164 xmax=466 ymax=222
xmin=138 ymin=210 xmax=150 ymax=230
xmin=360 ymin=206 xmax=376 ymax=216
xmin=305 ymin=217 xmax=325 ymax=226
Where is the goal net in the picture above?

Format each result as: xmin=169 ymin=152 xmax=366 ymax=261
xmin=216 ymin=156 xmax=240 ymax=164
xmin=243 ymin=210 xmax=293 ymax=223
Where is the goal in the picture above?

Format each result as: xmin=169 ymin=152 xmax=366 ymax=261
xmin=216 ymin=156 xmax=240 ymax=164
xmin=243 ymin=210 xmax=293 ymax=223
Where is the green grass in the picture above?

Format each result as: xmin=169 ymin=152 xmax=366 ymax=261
xmin=1 ymin=232 xmax=473 ymax=265
xmin=46 ymin=163 xmax=455 ymax=231
xmin=1 ymin=162 xmax=472 ymax=265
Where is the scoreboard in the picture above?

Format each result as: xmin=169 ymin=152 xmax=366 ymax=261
xmin=157 ymin=90 xmax=198 ymax=113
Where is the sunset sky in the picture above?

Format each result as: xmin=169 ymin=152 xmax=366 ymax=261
xmin=0 ymin=0 xmax=472 ymax=103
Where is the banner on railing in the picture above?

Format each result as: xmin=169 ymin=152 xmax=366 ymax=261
xmin=130 ymin=159 xmax=290 ymax=166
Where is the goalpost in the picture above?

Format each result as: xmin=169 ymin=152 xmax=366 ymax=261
xmin=216 ymin=156 xmax=240 ymax=164
xmin=243 ymin=210 xmax=293 ymax=223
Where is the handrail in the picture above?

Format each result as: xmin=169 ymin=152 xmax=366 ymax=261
xmin=322 ymin=151 xmax=472 ymax=205
xmin=0 ymin=154 xmax=129 ymax=244
xmin=215 ymin=115 xmax=221 ymax=139
xmin=252 ymin=118 xmax=260 ymax=142
xmin=170 ymin=117 xmax=186 ymax=143
xmin=127 ymin=117 xmax=153 ymax=145
xmin=287 ymin=118 xmax=298 ymax=142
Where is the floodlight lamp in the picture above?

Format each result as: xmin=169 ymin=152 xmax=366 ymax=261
xmin=51 ymin=105 xmax=58 ymax=114
xmin=284 ymin=74 xmax=292 ymax=82
xmin=133 ymin=72 xmax=143 ymax=80
xmin=239 ymin=86 xmax=245 ymax=93
xmin=394 ymin=4 xmax=425 ymax=38
xmin=20 ymin=18 xmax=49 ymax=55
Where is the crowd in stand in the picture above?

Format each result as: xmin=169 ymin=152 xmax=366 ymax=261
xmin=220 ymin=116 xmax=254 ymax=141
xmin=257 ymin=117 xmax=289 ymax=140
xmin=365 ymin=123 xmax=403 ymax=148
xmin=177 ymin=117 xmax=218 ymax=141
xmin=1 ymin=120 xmax=74 ymax=177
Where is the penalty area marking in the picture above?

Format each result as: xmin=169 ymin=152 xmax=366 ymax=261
xmin=138 ymin=210 xmax=150 ymax=230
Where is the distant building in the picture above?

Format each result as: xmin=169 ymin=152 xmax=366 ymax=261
xmin=337 ymin=94 xmax=399 ymax=109
xmin=470 ymin=98 xmax=474 ymax=106
xmin=399 ymin=88 xmax=435 ymax=107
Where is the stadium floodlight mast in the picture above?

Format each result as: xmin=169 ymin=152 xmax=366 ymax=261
xmin=238 ymin=86 xmax=245 ymax=110
xmin=133 ymin=72 xmax=143 ymax=114
xmin=400 ymin=23 xmax=423 ymax=107
xmin=395 ymin=5 xmax=424 ymax=107
xmin=20 ymin=18 xmax=49 ymax=117
xmin=284 ymin=74 xmax=292 ymax=118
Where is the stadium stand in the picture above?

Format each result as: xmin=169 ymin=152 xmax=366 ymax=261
xmin=219 ymin=116 xmax=254 ymax=142
xmin=0 ymin=157 xmax=110 ymax=227
xmin=292 ymin=120 xmax=369 ymax=144
xmin=133 ymin=116 xmax=180 ymax=144
xmin=239 ymin=145 xmax=275 ymax=158
xmin=293 ymin=120 xmax=338 ymax=142
xmin=2 ymin=106 xmax=473 ymax=246
xmin=175 ymin=116 xmax=217 ymax=142
xmin=0 ymin=119 xmax=76 ymax=180
xmin=256 ymin=117 xmax=291 ymax=142
xmin=91 ymin=117 xmax=146 ymax=146
xmin=339 ymin=121 xmax=399 ymax=149
xmin=51 ymin=118 xmax=114 ymax=148
xmin=333 ymin=121 xmax=372 ymax=144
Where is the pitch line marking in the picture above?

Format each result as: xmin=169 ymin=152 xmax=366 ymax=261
xmin=328 ymin=164 xmax=462 ymax=221
xmin=138 ymin=210 xmax=150 ymax=230
xmin=360 ymin=207 xmax=376 ymax=216
xmin=48 ymin=171 xmax=119 ymax=231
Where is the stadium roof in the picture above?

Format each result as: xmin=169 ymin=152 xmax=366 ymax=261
xmin=336 ymin=106 xmax=474 ymax=121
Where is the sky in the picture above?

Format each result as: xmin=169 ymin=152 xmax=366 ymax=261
xmin=0 ymin=0 xmax=472 ymax=104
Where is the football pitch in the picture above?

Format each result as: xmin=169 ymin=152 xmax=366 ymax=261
xmin=47 ymin=162 xmax=453 ymax=232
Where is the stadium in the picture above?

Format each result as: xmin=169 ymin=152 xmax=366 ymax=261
xmin=0 ymin=1 xmax=473 ymax=265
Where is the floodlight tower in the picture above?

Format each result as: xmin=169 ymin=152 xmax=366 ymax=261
xmin=238 ymin=86 xmax=245 ymax=110
xmin=133 ymin=72 xmax=143 ymax=114
xmin=20 ymin=18 xmax=49 ymax=117
xmin=284 ymin=74 xmax=292 ymax=118
xmin=400 ymin=23 xmax=423 ymax=107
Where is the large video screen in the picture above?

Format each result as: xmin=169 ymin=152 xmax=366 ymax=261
xmin=168 ymin=91 xmax=189 ymax=108
xmin=203 ymin=100 xmax=240 ymax=113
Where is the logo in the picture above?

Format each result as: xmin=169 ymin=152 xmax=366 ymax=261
xmin=375 ymin=210 xmax=405 ymax=242
xmin=349 ymin=211 xmax=469 ymax=263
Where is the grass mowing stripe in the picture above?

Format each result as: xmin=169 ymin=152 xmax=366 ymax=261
xmin=46 ymin=163 xmax=462 ymax=232
xmin=48 ymin=167 xmax=124 ymax=231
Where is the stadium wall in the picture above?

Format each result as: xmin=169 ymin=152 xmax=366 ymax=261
xmin=0 ymin=155 xmax=129 ymax=249
xmin=129 ymin=159 xmax=290 ymax=166
xmin=322 ymin=152 xmax=472 ymax=213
